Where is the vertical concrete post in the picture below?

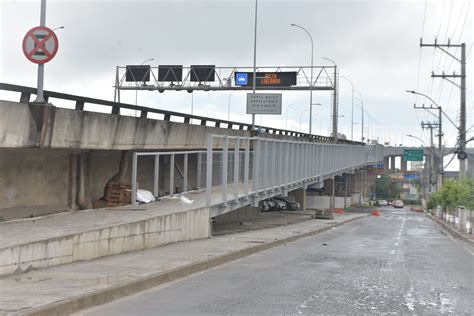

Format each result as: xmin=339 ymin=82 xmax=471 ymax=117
xmin=331 ymin=177 xmax=335 ymax=209
xmin=294 ymin=187 xmax=307 ymax=211
xmin=458 ymin=206 xmax=467 ymax=232
xmin=344 ymin=175 xmax=348 ymax=208
xmin=384 ymin=156 xmax=389 ymax=174
xmin=77 ymin=152 xmax=92 ymax=209
xmin=68 ymin=154 xmax=78 ymax=210
xmin=400 ymin=157 xmax=407 ymax=173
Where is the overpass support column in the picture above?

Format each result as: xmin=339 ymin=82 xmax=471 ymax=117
xmin=346 ymin=173 xmax=356 ymax=195
xmin=390 ymin=156 xmax=396 ymax=173
xmin=76 ymin=152 xmax=92 ymax=209
xmin=384 ymin=156 xmax=390 ymax=173
xmin=323 ymin=178 xmax=335 ymax=209
xmin=400 ymin=157 xmax=407 ymax=173
xmin=294 ymin=187 xmax=307 ymax=211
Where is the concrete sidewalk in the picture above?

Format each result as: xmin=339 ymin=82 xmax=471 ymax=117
xmin=0 ymin=212 xmax=367 ymax=316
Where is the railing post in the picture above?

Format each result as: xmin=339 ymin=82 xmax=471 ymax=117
xmin=244 ymin=138 xmax=250 ymax=195
xmin=253 ymin=138 xmax=260 ymax=191
xmin=264 ymin=140 xmax=269 ymax=190
xmin=234 ymin=137 xmax=240 ymax=199
xmin=197 ymin=152 xmax=202 ymax=190
xmin=154 ymin=154 xmax=159 ymax=197
xmin=206 ymin=134 xmax=213 ymax=207
xmin=184 ymin=153 xmax=188 ymax=192
xmin=271 ymin=140 xmax=276 ymax=189
xmin=131 ymin=152 xmax=138 ymax=205
xmin=169 ymin=154 xmax=175 ymax=196
xmin=222 ymin=136 xmax=229 ymax=205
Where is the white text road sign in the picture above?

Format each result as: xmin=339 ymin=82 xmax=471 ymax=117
xmin=22 ymin=26 xmax=59 ymax=64
xmin=246 ymin=93 xmax=282 ymax=115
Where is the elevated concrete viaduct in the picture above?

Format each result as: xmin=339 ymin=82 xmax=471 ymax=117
xmin=1 ymin=83 xmax=377 ymax=221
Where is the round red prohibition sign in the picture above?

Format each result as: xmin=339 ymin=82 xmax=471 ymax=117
xmin=22 ymin=26 xmax=59 ymax=64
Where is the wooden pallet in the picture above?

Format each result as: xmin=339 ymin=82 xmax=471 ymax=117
xmin=105 ymin=182 xmax=132 ymax=206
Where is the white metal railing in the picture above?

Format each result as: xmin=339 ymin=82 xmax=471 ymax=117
xmin=131 ymin=150 xmax=205 ymax=204
xmin=206 ymin=134 xmax=383 ymax=216
xmin=130 ymin=136 xmax=382 ymax=210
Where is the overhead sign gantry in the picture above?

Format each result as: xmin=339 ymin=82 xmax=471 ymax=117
xmin=114 ymin=65 xmax=336 ymax=98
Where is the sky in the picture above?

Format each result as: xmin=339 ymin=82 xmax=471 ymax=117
xmin=0 ymin=0 xmax=472 ymax=170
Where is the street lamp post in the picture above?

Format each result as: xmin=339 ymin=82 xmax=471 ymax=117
xmin=340 ymin=76 xmax=354 ymax=141
xmin=285 ymin=103 xmax=296 ymax=131
xmin=135 ymin=58 xmax=154 ymax=115
xmin=354 ymin=90 xmax=364 ymax=142
xmin=299 ymin=108 xmax=310 ymax=133
xmin=227 ymin=91 xmax=235 ymax=121
xmin=251 ymin=0 xmax=258 ymax=129
xmin=291 ymin=23 xmax=314 ymax=134
xmin=323 ymin=57 xmax=338 ymax=141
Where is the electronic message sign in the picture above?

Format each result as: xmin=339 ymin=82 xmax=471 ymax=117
xmin=235 ymin=72 xmax=297 ymax=87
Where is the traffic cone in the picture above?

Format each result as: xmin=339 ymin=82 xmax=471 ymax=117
xmin=332 ymin=208 xmax=344 ymax=214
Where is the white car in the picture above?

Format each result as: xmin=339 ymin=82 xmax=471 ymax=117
xmin=393 ymin=200 xmax=404 ymax=208
xmin=378 ymin=200 xmax=388 ymax=206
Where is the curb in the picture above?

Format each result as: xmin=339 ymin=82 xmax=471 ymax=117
xmin=20 ymin=215 xmax=368 ymax=316
xmin=426 ymin=213 xmax=474 ymax=246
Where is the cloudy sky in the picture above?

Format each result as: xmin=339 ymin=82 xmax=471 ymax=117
xmin=0 ymin=0 xmax=472 ymax=169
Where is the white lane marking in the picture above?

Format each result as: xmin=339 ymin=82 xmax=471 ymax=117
xmin=394 ymin=242 xmax=399 ymax=246
xmin=390 ymin=250 xmax=396 ymax=255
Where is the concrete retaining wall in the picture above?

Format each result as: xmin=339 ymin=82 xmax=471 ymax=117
xmin=0 ymin=207 xmax=210 ymax=277
xmin=0 ymin=150 xmax=70 ymax=210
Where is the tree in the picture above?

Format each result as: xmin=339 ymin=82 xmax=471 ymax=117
xmin=375 ymin=175 xmax=401 ymax=199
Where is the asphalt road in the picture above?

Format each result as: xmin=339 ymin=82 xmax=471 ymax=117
xmin=81 ymin=207 xmax=473 ymax=315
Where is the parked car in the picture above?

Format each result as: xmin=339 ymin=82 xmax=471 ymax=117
xmin=378 ymin=200 xmax=388 ymax=206
xmin=273 ymin=196 xmax=300 ymax=211
xmin=393 ymin=200 xmax=405 ymax=208
xmin=259 ymin=197 xmax=300 ymax=212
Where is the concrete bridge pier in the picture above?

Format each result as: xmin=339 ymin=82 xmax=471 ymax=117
xmin=400 ymin=157 xmax=407 ymax=173
xmin=390 ymin=156 xmax=396 ymax=173
xmin=384 ymin=156 xmax=390 ymax=174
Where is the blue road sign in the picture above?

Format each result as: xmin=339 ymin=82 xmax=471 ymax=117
xmin=236 ymin=73 xmax=248 ymax=85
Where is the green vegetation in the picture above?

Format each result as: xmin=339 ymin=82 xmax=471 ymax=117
xmin=375 ymin=175 xmax=401 ymax=199
xmin=427 ymin=178 xmax=474 ymax=211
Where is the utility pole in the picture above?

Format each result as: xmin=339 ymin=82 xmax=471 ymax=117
xmin=420 ymin=39 xmax=466 ymax=178
xmin=414 ymin=104 xmax=443 ymax=190
xmin=332 ymin=65 xmax=338 ymax=142
xmin=421 ymin=121 xmax=439 ymax=192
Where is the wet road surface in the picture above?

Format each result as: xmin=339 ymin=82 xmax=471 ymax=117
xmin=80 ymin=207 xmax=473 ymax=315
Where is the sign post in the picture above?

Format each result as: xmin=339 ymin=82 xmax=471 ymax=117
xmin=22 ymin=0 xmax=59 ymax=103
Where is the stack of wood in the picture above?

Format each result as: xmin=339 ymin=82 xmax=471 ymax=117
xmin=105 ymin=181 xmax=131 ymax=206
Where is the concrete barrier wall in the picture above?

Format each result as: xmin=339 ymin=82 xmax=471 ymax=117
xmin=306 ymin=196 xmax=330 ymax=210
xmin=351 ymin=193 xmax=362 ymax=205
xmin=213 ymin=206 xmax=261 ymax=223
xmin=0 ymin=207 xmax=210 ymax=277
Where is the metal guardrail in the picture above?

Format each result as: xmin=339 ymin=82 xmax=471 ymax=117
xmin=0 ymin=82 xmax=364 ymax=145
xmin=206 ymin=134 xmax=382 ymax=217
